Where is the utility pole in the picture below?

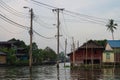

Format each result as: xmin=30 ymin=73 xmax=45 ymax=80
xmin=24 ymin=7 xmax=33 ymax=70
xmin=72 ymin=37 xmax=75 ymax=66
xmin=64 ymin=39 xmax=67 ymax=67
xmin=77 ymin=40 xmax=79 ymax=49
xmin=52 ymin=8 xmax=64 ymax=69
xmin=29 ymin=8 xmax=33 ymax=70
xmin=86 ymin=40 xmax=88 ymax=68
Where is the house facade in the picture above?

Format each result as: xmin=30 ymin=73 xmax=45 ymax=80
xmin=68 ymin=40 xmax=105 ymax=66
xmin=103 ymin=40 xmax=120 ymax=64
xmin=0 ymin=41 xmax=28 ymax=64
xmin=0 ymin=51 xmax=7 ymax=64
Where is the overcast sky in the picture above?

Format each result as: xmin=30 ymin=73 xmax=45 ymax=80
xmin=0 ymin=0 xmax=120 ymax=53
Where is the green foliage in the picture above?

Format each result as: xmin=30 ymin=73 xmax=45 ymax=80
xmin=59 ymin=52 xmax=66 ymax=62
xmin=94 ymin=39 xmax=107 ymax=47
xmin=106 ymin=19 xmax=118 ymax=40
xmin=8 ymin=38 xmax=27 ymax=48
xmin=0 ymin=48 xmax=17 ymax=64
xmin=43 ymin=47 xmax=57 ymax=61
xmin=0 ymin=38 xmax=57 ymax=65
xmin=32 ymin=47 xmax=57 ymax=64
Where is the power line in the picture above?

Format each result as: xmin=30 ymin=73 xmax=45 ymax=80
xmin=33 ymin=16 xmax=56 ymax=29
xmin=64 ymin=10 xmax=107 ymax=22
xmin=63 ymin=12 xmax=106 ymax=25
xmin=31 ymin=0 xmax=57 ymax=9
xmin=0 ymin=13 xmax=55 ymax=39
xmin=0 ymin=0 xmax=28 ymax=17
xmin=0 ymin=13 xmax=29 ymax=30
xmin=30 ymin=0 xmax=108 ymax=25
xmin=0 ymin=24 xmax=25 ymax=34
xmin=33 ymin=30 xmax=55 ymax=39
xmin=61 ymin=12 xmax=72 ymax=39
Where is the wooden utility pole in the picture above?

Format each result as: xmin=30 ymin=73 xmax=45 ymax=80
xmin=86 ymin=40 xmax=88 ymax=67
xmin=64 ymin=39 xmax=67 ymax=67
xmin=52 ymin=8 xmax=64 ymax=69
xmin=72 ymin=37 xmax=75 ymax=66
xmin=77 ymin=40 xmax=79 ymax=49
xmin=29 ymin=8 xmax=33 ymax=70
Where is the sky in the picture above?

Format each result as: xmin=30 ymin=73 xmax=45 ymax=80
xmin=0 ymin=0 xmax=120 ymax=53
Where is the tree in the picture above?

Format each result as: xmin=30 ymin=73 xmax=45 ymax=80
xmin=44 ymin=47 xmax=57 ymax=61
xmin=106 ymin=19 xmax=117 ymax=40
xmin=59 ymin=52 xmax=66 ymax=62
xmin=0 ymin=48 xmax=17 ymax=64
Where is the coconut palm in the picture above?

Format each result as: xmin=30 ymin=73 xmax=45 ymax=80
xmin=106 ymin=19 xmax=117 ymax=40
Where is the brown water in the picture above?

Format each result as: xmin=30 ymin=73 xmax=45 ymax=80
xmin=0 ymin=63 xmax=120 ymax=80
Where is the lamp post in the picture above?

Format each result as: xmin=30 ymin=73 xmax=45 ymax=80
xmin=24 ymin=7 xmax=33 ymax=70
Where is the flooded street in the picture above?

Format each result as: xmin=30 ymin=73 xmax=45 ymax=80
xmin=0 ymin=63 xmax=120 ymax=80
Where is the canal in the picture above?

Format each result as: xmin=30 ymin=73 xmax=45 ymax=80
xmin=0 ymin=63 xmax=120 ymax=80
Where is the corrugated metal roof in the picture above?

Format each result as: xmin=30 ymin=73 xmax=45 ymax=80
xmin=108 ymin=40 xmax=120 ymax=48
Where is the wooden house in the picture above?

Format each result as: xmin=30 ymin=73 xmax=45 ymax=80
xmin=0 ymin=51 xmax=7 ymax=64
xmin=0 ymin=42 xmax=13 ymax=49
xmin=68 ymin=40 xmax=105 ymax=66
xmin=0 ymin=41 xmax=28 ymax=63
xmin=16 ymin=48 xmax=28 ymax=60
xmin=103 ymin=40 xmax=120 ymax=64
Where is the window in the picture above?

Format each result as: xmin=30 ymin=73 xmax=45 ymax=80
xmin=106 ymin=52 xmax=110 ymax=59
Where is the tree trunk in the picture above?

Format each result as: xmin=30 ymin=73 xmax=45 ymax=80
xmin=112 ymin=32 xmax=114 ymax=40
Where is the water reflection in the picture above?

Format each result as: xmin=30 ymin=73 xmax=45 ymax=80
xmin=70 ymin=68 xmax=120 ymax=80
xmin=0 ymin=63 xmax=120 ymax=80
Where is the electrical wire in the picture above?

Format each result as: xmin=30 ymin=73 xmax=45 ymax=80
xmin=0 ymin=13 xmax=55 ymax=39
xmin=61 ymin=12 xmax=72 ymax=39
xmin=33 ymin=15 xmax=56 ymax=29
xmin=31 ymin=0 xmax=57 ymax=9
xmin=63 ymin=12 xmax=106 ymax=25
xmin=0 ymin=0 xmax=28 ymax=18
xmin=0 ymin=13 xmax=29 ymax=30
xmin=30 ymin=0 xmax=109 ymax=25
xmin=33 ymin=30 xmax=55 ymax=39
xmin=0 ymin=25 xmax=25 ymax=34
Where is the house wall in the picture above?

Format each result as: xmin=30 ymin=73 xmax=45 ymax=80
xmin=116 ymin=53 xmax=120 ymax=63
xmin=0 ymin=56 xmax=6 ymax=64
xmin=106 ymin=43 xmax=113 ymax=50
xmin=103 ymin=51 xmax=114 ymax=63
xmin=69 ymin=48 xmax=103 ymax=64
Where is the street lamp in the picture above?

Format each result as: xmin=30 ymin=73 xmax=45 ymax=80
xmin=24 ymin=6 xmax=33 ymax=70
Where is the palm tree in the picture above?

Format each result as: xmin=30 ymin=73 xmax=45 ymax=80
xmin=106 ymin=19 xmax=117 ymax=70
xmin=106 ymin=19 xmax=117 ymax=40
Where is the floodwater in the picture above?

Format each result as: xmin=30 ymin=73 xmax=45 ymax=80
xmin=0 ymin=63 xmax=120 ymax=80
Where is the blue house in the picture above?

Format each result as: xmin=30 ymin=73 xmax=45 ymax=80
xmin=103 ymin=40 xmax=120 ymax=64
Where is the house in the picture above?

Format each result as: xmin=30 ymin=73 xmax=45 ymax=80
xmin=0 ymin=41 xmax=28 ymax=64
xmin=0 ymin=41 xmax=13 ymax=49
xmin=16 ymin=48 xmax=28 ymax=60
xmin=0 ymin=51 xmax=7 ymax=64
xmin=103 ymin=40 xmax=120 ymax=64
xmin=68 ymin=40 xmax=105 ymax=66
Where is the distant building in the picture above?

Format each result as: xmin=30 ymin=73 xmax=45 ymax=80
xmin=0 ymin=41 xmax=14 ymax=49
xmin=16 ymin=48 xmax=28 ymax=60
xmin=0 ymin=41 xmax=28 ymax=64
xmin=68 ymin=40 xmax=105 ymax=66
xmin=103 ymin=40 xmax=120 ymax=64
xmin=0 ymin=51 xmax=7 ymax=64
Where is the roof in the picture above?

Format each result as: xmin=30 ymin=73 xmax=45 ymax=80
xmin=0 ymin=51 xmax=6 ymax=55
xmin=0 ymin=41 xmax=16 ymax=46
xmin=108 ymin=40 xmax=120 ymax=48
xmin=68 ymin=40 xmax=104 ymax=56
xmin=80 ymin=40 xmax=104 ymax=49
